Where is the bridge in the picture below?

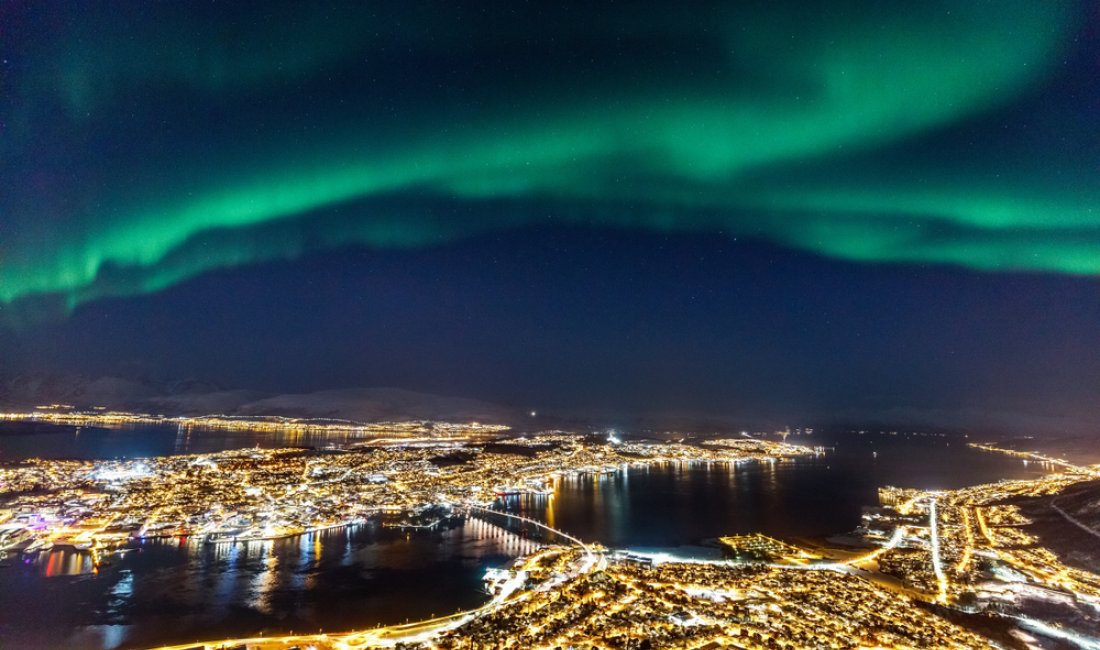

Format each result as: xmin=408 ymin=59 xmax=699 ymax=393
xmin=152 ymin=505 xmax=597 ymax=650
xmin=463 ymin=513 xmax=542 ymax=557
xmin=466 ymin=504 xmax=593 ymax=557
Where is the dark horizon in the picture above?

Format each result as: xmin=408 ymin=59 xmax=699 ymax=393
xmin=2 ymin=2 xmax=1098 ymax=438
xmin=2 ymin=227 xmax=1097 ymax=438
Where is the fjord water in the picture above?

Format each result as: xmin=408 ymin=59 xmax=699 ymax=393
xmin=537 ymin=433 xmax=1051 ymax=548
xmin=0 ymin=420 xmax=379 ymax=461
xmin=0 ymin=426 xmax=1052 ymax=649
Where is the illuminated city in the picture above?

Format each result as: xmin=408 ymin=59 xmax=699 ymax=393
xmin=3 ymin=2 xmax=1099 ymax=648
xmin=0 ymin=417 xmax=809 ymax=554
xmin=2 ymin=411 xmax=1099 ymax=648
xmin=0 ymin=407 xmax=510 ymax=441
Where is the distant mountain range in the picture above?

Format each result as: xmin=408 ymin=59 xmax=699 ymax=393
xmin=0 ymin=375 xmax=517 ymax=424
xmin=2 ymin=374 xmax=1094 ymax=441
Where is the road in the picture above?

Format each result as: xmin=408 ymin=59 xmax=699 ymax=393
xmin=1051 ymin=496 xmax=1100 ymax=542
xmin=929 ymin=496 xmax=948 ymax=603
xmin=150 ymin=506 xmax=598 ymax=650
xmin=467 ymin=504 xmax=593 ymax=556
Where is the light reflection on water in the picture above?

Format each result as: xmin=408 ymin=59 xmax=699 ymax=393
xmin=1 ymin=517 xmax=536 ymax=650
xmin=32 ymin=547 xmax=99 ymax=577
xmin=0 ymin=421 xmax=433 ymax=461
xmin=495 ymin=440 xmax=1054 ymax=549
xmin=0 ymin=430 xmax=1058 ymax=649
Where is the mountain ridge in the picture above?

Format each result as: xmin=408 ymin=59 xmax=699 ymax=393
xmin=0 ymin=374 xmax=516 ymax=424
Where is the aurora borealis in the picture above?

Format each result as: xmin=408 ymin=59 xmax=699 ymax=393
xmin=2 ymin=2 xmax=1098 ymax=429
xmin=3 ymin=1 xmax=1098 ymax=312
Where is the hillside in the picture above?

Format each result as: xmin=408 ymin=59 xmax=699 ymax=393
xmin=0 ymin=375 xmax=516 ymax=424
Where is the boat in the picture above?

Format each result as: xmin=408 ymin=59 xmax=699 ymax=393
xmin=204 ymin=527 xmax=275 ymax=544
xmin=203 ymin=528 xmax=247 ymax=544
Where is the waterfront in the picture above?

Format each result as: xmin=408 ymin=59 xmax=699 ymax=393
xmin=0 ymin=426 xmax=1060 ymax=650
xmin=0 ymin=420 xmax=461 ymax=462
xmin=531 ymin=433 xmax=1052 ymax=548
xmin=0 ymin=427 xmax=1056 ymax=649
xmin=1 ymin=516 xmax=547 ymax=650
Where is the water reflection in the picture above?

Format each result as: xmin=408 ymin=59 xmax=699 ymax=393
xmin=492 ymin=443 xmax=1054 ymax=550
xmin=0 ymin=430 xmax=1059 ymax=649
xmin=34 ymin=547 xmax=99 ymax=577
xmin=1 ymin=517 xmax=527 ymax=649
xmin=0 ymin=421 xmax=455 ymax=461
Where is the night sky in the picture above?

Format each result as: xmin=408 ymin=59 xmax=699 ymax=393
xmin=2 ymin=2 xmax=1098 ymax=431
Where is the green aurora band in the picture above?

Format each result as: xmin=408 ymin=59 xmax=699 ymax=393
xmin=2 ymin=1 xmax=1097 ymax=318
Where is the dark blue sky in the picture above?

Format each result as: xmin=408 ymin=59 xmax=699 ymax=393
xmin=4 ymin=226 xmax=1098 ymax=431
xmin=1 ymin=2 xmax=1098 ymax=433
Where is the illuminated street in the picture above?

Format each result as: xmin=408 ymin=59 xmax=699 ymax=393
xmin=4 ymin=2 xmax=1099 ymax=648
xmin=0 ymin=418 xmax=808 ymax=560
xmin=113 ymin=443 xmax=1100 ymax=649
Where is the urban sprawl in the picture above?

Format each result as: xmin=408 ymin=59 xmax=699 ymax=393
xmin=1 ymin=410 xmax=1098 ymax=649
